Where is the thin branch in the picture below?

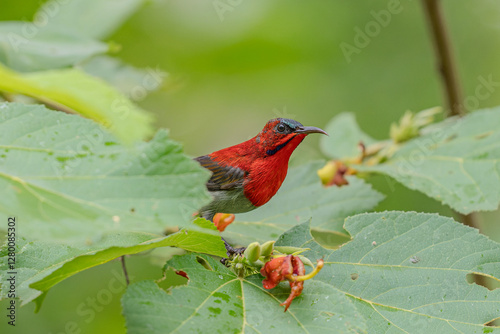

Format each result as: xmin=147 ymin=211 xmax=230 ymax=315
xmin=422 ymin=0 xmax=479 ymax=225
xmin=121 ymin=256 xmax=130 ymax=285
xmin=0 ymin=90 xmax=78 ymax=115
xmin=36 ymin=97 xmax=78 ymax=115
xmin=422 ymin=0 xmax=464 ymax=117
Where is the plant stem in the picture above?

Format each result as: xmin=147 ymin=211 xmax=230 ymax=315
xmin=422 ymin=0 xmax=489 ymax=294
xmin=422 ymin=0 xmax=463 ymax=117
xmin=421 ymin=0 xmax=479 ymax=229
xmin=36 ymin=97 xmax=78 ymax=115
xmin=121 ymin=256 xmax=130 ymax=285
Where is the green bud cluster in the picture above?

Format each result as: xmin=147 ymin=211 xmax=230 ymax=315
xmin=227 ymin=240 xmax=318 ymax=277
xmin=227 ymin=240 xmax=276 ymax=278
xmin=243 ymin=240 xmax=275 ymax=265
xmin=390 ymin=107 xmax=441 ymax=143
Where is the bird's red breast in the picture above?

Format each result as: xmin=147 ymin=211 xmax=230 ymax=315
xmin=208 ymin=132 xmax=307 ymax=207
xmin=195 ymin=118 xmax=327 ymax=221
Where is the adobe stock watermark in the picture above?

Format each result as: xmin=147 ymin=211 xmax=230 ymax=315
xmin=339 ymin=0 xmax=411 ymax=64
xmin=361 ymin=73 xmax=499 ymax=194
xmin=462 ymin=74 xmax=499 ymax=110
xmin=108 ymin=65 xmax=167 ymax=121
xmin=125 ymin=66 xmax=167 ymax=102
xmin=213 ymin=0 xmax=244 ymax=22
xmin=388 ymin=74 xmax=499 ymax=183
xmin=48 ymin=269 xmax=131 ymax=334
xmin=7 ymin=0 xmax=70 ymax=52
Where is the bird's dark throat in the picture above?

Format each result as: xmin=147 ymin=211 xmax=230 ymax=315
xmin=266 ymin=135 xmax=297 ymax=156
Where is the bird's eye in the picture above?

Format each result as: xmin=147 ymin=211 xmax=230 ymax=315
xmin=277 ymin=124 xmax=286 ymax=133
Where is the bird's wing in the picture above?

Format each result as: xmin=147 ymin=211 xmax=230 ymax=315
xmin=195 ymin=155 xmax=246 ymax=191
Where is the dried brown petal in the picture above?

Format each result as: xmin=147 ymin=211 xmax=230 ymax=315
xmin=260 ymin=255 xmax=292 ymax=289
xmin=261 ymin=255 xmax=308 ymax=311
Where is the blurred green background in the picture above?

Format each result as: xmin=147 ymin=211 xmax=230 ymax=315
xmin=1 ymin=0 xmax=499 ymax=332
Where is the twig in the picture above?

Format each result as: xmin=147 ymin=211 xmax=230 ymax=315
xmin=0 ymin=90 xmax=78 ymax=115
xmin=121 ymin=256 xmax=130 ymax=285
xmin=422 ymin=0 xmax=479 ymax=228
xmin=36 ymin=97 xmax=78 ymax=115
xmin=422 ymin=0 xmax=463 ymax=117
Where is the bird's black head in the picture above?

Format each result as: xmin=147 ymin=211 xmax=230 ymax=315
xmin=267 ymin=118 xmax=328 ymax=136
xmin=272 ymin=118 xmax=303 ymax=135
xmin=257 ymin=118 xmax=328 ymax=156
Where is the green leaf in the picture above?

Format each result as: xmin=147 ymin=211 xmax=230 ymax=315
xmin=222 ymin=161 xmax=384 ymax=245
xmin=279 ymin=212 xmax=500 ymax=332
xmin=37 ymin=0 xmax=145 ymax=40
xmin=320 ymin=112 xmax=378 ymax=159
xmin=0 ymin=103 xmax=210 ymax=242
xmin=0 ymin=218 xmax=226 ymax=307
xmin=78 ymin=55 xmax=165 ymax=97
xmin=122 ymin=253 xmax=366 ymax=334
xmin=0 ymin=22 xmax=108 ymax=72
xmin=361 ymin=108 xmax=500 ymax=214
xmin=0 ymin=63 xmax=153 ymax=143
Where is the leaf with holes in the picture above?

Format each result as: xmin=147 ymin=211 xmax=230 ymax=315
xmin=122 ymin=253 xmax=366 ymax=334
xmin=0 ymin=103 xmax=210 ymax=242
xmin=222 ymin=161 xmax=384 ymax=245
xmin=277 ymin=212 xmax=500 ymax=333
xmin=0 ymin=218 xmax=225 ymax=308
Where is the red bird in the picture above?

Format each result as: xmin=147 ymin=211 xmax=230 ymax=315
xmin=195 ymin=118 xmax=327 ymax=222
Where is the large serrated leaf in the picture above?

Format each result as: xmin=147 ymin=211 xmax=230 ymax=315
xmin=222 ymin=161 xmax=384 ymax=245
xmin=0 ymin=218 xmax=225 ymax=307
xmin=0 ymin=103 xmax=210 ymax=242
xmin=278 ymin=212 xmax=500 ymax=333
xmin=362 ymin=109 xmax=500 ymax=214
xmin=0 ymin=22 xmax=108 ymax=72
xmin=122 ymin=253 xmax=366 ymax=334
xmin=0 ymin=64 xmax=153 ymax=143
xmin=320 ymin=108 xmax=500 ymax=214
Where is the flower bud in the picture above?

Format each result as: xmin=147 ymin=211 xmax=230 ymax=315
xmin=390 ymin=107 xmax=441 ymax=143
xmin=317 ymin=161 xmax=337 ymax=185
xmin=298 ymin=255 xmax=314 ymax=268
xmin=213 ymin=213 xmax=235 ymax=232
xmin=260 ymin=240 xmax=275 ymax=257
xmin=274 ymin=246 xmax=309 ymax=255
xmin=243 ymin=242 xmax=261 ymax=263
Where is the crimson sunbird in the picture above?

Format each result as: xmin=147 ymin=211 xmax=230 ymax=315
xmin=195 ymin=118 xmax=327 ymax=222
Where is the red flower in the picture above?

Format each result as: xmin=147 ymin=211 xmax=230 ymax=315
xmin=261 ymin=255 xmax=324 ymax=311
xmin=260 ymin=255 xmax=305 ymax=311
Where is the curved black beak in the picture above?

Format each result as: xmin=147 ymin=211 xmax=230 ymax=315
xmin=295 ymin=126 xmax=328 ymax=136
